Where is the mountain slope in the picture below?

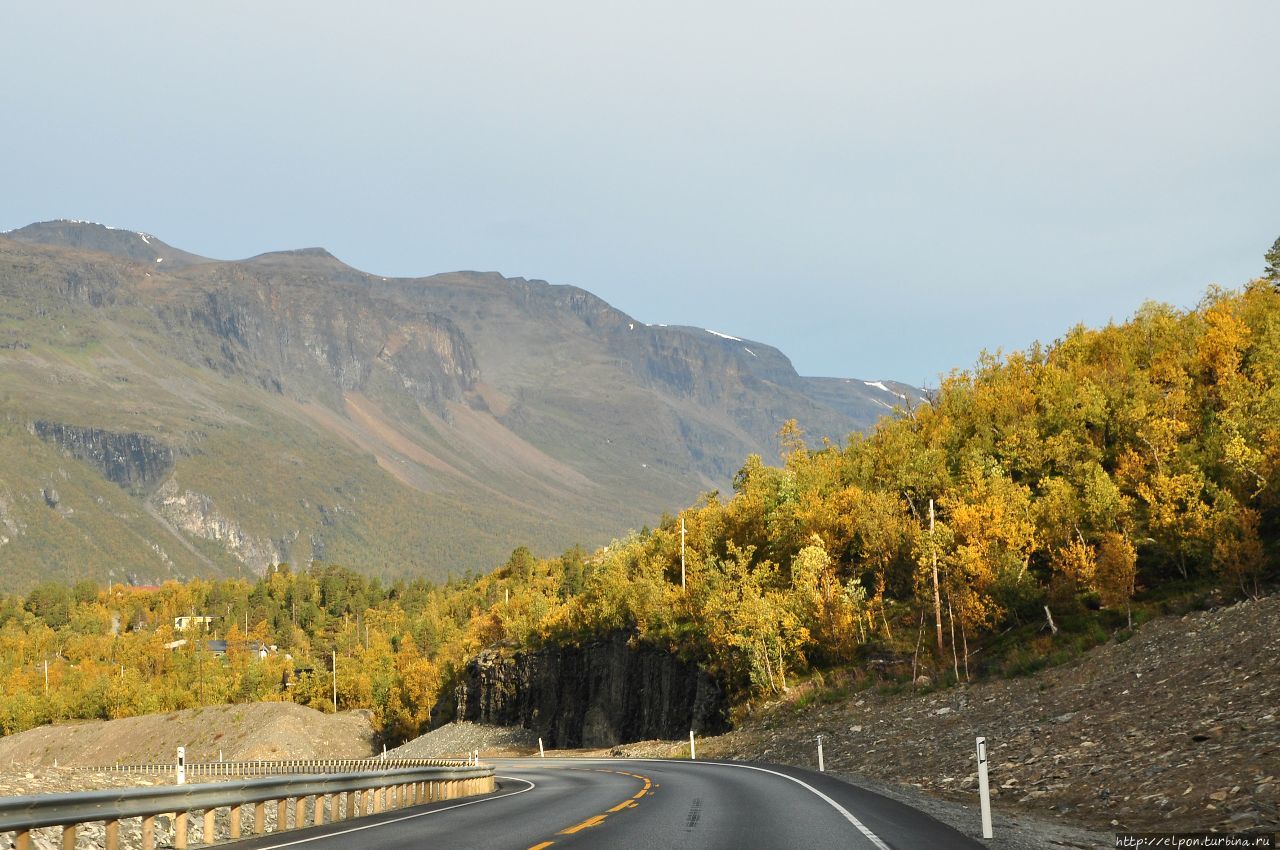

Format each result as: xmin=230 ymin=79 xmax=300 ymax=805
xmin=0 ymin=220 xmax=921 ymax=590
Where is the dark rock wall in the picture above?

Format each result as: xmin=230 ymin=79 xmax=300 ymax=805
xmin=451 ymin=633 xmax=728 ymax=748
xmin=31 ymin=421 xmax=175 ymax=492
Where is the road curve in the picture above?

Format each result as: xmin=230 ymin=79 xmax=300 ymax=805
xmin=220 ymin=757 xmax=981 ymax=850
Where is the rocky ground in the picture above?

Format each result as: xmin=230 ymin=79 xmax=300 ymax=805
xmin=387 ymin=721 xmax=540 ymax=759
xmin=710 ymin=595 xmax=1277 ymax=831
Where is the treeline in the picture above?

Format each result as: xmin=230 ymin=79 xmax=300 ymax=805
xmin=1 ymin=282 xmax=1277 ymax=739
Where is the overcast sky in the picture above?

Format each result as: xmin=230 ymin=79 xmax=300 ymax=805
xmin=3 ymin=1 xmax=1277 ymax=384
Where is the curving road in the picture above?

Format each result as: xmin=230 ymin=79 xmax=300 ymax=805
xmin=221 ymin=757 xmax=981 ymax=850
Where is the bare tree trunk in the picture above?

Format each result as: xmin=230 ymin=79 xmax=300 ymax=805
xmin=777 ymin=642 xmax=787 ymax=692
xmin=930 ymin=499 xmax=944 ymax=655
xmin=758 ymin=640 xmax=775 ymax=693
xmin=947 ymin=597 xmax=959 ymax=681
xmin=881 ymin=602 xmax=894 ymax=641
xmin=1044 ymin=605 xmax=1058 ymax=635
xmin=911 ymin=608 xmax=925 ymax=688
xmin=961 ymin=621 xmax=970 ymax=682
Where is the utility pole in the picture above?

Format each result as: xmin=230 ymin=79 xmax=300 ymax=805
xmin=332 ymin=650 xmax=338 ymax=711
xmin=930 ymin=499 xmax=944 ymax=655
xmin=680 ymin=516 xmax=686 ymax=591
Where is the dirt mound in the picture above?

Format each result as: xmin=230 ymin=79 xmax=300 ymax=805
xmin=388 ymin=722 xmax=540 ymax=759
xmin=0 ymin=703 xmax=379 ymax=768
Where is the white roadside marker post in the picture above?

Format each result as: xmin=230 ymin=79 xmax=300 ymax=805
xmin=689 ymin=731 xmax=696 ymax=760
xmin=817 ymin=735 xmax=825 ymax=773
xmin=176 ymin=747 xmax=186 ymax=785
xmin=538 ymin=738 xmax=545 ymax=758
xmin=976 ymin=737 xmax=992 ymax=839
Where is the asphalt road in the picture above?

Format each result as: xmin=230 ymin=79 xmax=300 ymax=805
xmin=221 ymin=757 xmax=982 ymax=850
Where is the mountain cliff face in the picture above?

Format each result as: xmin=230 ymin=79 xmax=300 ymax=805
xmin=31 ymin=423 xmax=175 ymax=493
xmin=0 ymin=220 xmax=921 ymax=590
xmin=447 ymin=634 xmax=728 ymax=747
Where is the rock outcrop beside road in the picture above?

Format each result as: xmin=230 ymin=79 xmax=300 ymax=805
xmin=448 ymin=632 xmax=728 ymax=747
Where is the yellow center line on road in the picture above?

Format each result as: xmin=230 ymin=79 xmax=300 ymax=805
xmin=558 ymin=814 xmax=607 ymax=834
xmin=525 ymin=768 xmax=653 ymax=846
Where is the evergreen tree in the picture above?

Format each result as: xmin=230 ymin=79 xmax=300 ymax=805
xmin=1266 ymin=235 xmax=1280 ymax=282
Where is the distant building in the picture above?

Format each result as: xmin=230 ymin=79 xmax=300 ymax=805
xmin=175 ymin=616 xmax=215 ymax=632
xmin=205 ymin=639 xmax=269 ymax=658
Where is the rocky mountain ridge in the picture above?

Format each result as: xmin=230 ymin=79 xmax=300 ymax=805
xmin=0 ymin=220 xmax=921 ymax=589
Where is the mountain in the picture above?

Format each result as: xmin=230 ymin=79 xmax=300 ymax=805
xmin=0 ymin=220 xmax=922 ymax=591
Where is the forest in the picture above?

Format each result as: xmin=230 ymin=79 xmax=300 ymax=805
xmin=1 ymin=281 xmax=1277 ymax=742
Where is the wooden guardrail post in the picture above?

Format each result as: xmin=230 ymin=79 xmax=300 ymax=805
xmin=203 ymin=808 xmax=216 ymax=843
xmin=254 ymin=801 xmax=265 ymax=834
xmin=176 ymin=811 xmax=189 ymax=849
xmin=293 ymin=796 xmax=306 ymax=829
xmin=61 ymin=824 xmax=76 ymax=850
xmin=141 ymin=814 xmax=155 ymax=850
xmin=14 ymin=830 xmax=30 ymax=850
xmin=230 ymin=804 xmax=241 ymax=840
xmin=276 ymin=798 xmax=288 ymax=831
xmin=105 ymin=819 xmax=120 ymax=850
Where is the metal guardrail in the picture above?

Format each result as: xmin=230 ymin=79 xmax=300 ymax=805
xmin=76 ymin=757 xmax=471 ymax=779
xmin=0 ymin=763 xmax=495 ymax=850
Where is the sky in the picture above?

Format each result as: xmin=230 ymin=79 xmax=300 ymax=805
xmin=2 ymin=1 xmax=1277 ymax=385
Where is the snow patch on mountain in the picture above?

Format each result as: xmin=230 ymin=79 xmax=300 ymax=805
xmin=705 ymin=329 xmax=742 ymax=342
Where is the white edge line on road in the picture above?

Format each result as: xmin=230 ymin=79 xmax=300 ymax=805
xmin=606 ymin=758 xmax=892 ymax=850
xmin=240 ymin=776 xmax=536 ymax=850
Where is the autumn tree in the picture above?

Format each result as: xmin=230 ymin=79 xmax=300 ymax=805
xmin=1095 ymin=532 xmax=1138 ymax=627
